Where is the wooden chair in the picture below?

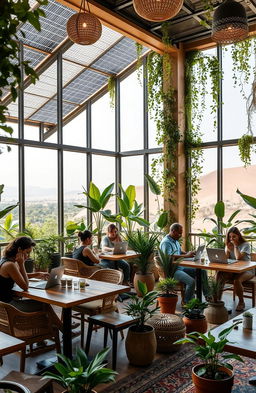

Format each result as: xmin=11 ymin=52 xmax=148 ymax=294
xmin=1 ymin=371 xmax=53 ymax=393
xmin=0 ymin=301 xmax=61 ymax=372
xmin=72 ymin=269 xmax=123 ymax=347
xmin=61 ymin=257 xmax=101 ymax=278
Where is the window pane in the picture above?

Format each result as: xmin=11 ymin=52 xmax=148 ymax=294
xmin=148 ymin=153 xmax=163 ymax=226
xmin=24 ymin=124 xmax=39 ymax=141
xmin=25 ymin=147 xmax=58 ymax=236
xmin=1 ymin=122 xmax=18 ymax=139
xmin=191 ymin=148 xmax=217 ymax=232
xmin=122 ymin=156 xmax=144 ymax=205
xmin=120 ymin=71 xmax=143 ymax=151
xmin=148 ymin=107 xmax=159 ymax=148
xmin=63 ymin=151 xmax=86 ymax=227
xmin=222 ymin=45 xmax=254 ymax=140
xmin=63 ymin=110 xmax=87 ymax=147
xmin=92 ymin=94 xmax=115 ymax=150
xmin=0 ymin=145 xmax=19 ymax=240
xmin=223 ymin=146 xmax=256 ymax=225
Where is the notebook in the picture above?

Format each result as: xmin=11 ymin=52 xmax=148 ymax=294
xmin=183 ymin=245 xmax=205 ymax=261
xmin=29 ymin=266 xmax=64 ymax=289
xmin=206 ymin=248 xmax=238 ymax=264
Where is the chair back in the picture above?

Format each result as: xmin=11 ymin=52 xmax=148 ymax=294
xmin=251 ymin=253 xmax=256 ymax=262
xmin=0 ymin=381 xmax=30 ymax=393
xmin=61 ymin=257 xmax=100 ymax=278
xmin=0 ymin=301 xmax=12 ymax=335
xmin=89 ymin=269 xmax=123 ymax=309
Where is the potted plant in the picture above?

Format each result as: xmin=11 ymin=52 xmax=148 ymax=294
xmin=204 ymin=277 xmax=228 ymax=324
xmin=182 ymin=298 xmax=208 ymax=333
xmin=43 ymin=347 xmax=117 ymax=393
xmin=174 ymin=321 xmax=244 ymax=393
xmin=61 ymin=221 xmax=85 ymax=257
xmin=126 ymin=230 xmax=159 ymax=296
xmin=125 ymin=280 xmax=159 ymax=366
xmin=34 ymin=236 xmax=60 ymax=272
xmin=243 ymin=311 xmax=253 ymax=329
xmin=156 ymin=277 xmax=178 ymax=314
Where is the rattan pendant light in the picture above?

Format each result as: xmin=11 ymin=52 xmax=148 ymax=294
xmin=212 ymin=0 xmax=248 ymax=44
xmin=66 ymin=0 xmax=102 ymax=45
xmin=133 ymin=0 xmax=183 ymax=22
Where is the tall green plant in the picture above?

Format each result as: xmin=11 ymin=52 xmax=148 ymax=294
xmin=144 ymin=174 xmax=168 ymax=231
xmin=156 ymin=248 xmax=180 ymax=278
xmin=0 ymin=0 xmax=48 ymax=135
xmin=75 ymin=182 xmax=114 ymax=247
xmin=0 ymin=213 xmax=19 ymax=241
xmin=236 ymin=189 xmax=256 ymax=234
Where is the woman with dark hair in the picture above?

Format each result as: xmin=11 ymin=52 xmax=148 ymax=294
xmin=101 ymin=224 xmax=130 ymax=285
xmin=217 ymin=226 xmax=253 ymax=311
xmin=73 ymin=230 xmax=100 ymax=266
xmin=0 ymin=236 xmax=62 ymax=328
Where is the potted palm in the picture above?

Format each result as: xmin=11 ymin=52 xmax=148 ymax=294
xmin=204 ymin=277 xmax=228 ymax=324
xmin=156 ymin=277 xmax=178 ymax=314
xmin=43 ymin=347 xmax=117 ymax=393
xmin=126 ymin=230 xmax=159 ymax=296
xmin=182 ymin=298 xmax=208 ymax=333
xmin=174 ymin=321 xmax=243 ymax=393
xmin=125 ymin=280 xmax=159 ymax=366
xmin=34 ymin=236 xmax=60 ymax=272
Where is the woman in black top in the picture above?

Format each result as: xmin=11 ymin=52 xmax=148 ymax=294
xmin=73 ymin=230 xmax=100 ymax=266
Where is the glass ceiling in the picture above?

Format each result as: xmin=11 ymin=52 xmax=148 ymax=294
xmin=5 ymin=0 xmax=149 ymax=127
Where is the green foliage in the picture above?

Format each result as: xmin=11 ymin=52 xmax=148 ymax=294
xmin=174 ymin=321 xmax=243 ymax=380
xmin=0 ymin=185 xmax=18 ymax=220
xmin=238 ymin=134 xmax=255 ymax=167
xmin=144 ymin=174 xmax=168 ymax=231
xmin=125 ymin=281 xmax=159 ymax=331
xmin=0 ymin=0 xmax=48 ymax=134
xmin=236 ymin=189 xmax=256 ymax=234
xmin=0 ymin=213 xmax=19 ymax=241
xmin=206 ymin=276 xmax=222 ymax=303
xmin=182 ymin=298 xmax=208 ymax=319
xmin=126 ymin=230 xmax=159 ymax=274
xmin=59 ymin=221 xmax=85 ymax=252
xmin=155 ymin=248 xmax=180 ymax=278
xmin=156 ymin=277 xmax=178 ymax=295
xmin=34 ymin=235 xmax=58 ymax=270
xmin=108 ymin=76 xmax=115 ymax=109
xmin=43 ymin=347 xmax=117 ymax=393
xmin=243 ymin=311 xmax=253 ymax=317
xmin=135 ymin=42 xmax=143 ymax=84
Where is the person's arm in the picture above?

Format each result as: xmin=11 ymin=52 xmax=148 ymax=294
xmin=3 ymin=262 xmax=28 ymax=290
xmin=28 ymin=272 xmax=49 ymax=280
xmin=225 ymin=242 xmax=233 ymax=257
xmin=82 ymin=247 xmax=100 ymax=264
xmin=101 ymin=236 xmax=113 ymax=252
xmin=233 ymin=242 xmax=250 ymax=260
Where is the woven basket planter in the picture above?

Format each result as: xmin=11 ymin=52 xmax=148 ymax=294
xmin=148 ymin=313 xmax=185 ymax=353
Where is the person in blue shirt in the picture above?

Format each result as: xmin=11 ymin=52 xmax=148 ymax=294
xmin=160 ymin=222 xmax=209 ymax=304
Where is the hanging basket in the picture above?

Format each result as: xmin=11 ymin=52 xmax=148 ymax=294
xmin=67 ymin=12 xmax=102 ymax=45
xmin=133 ymin=0 xmax=183 ymax=22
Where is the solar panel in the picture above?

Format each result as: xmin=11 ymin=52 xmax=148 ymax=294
xmin=29 ymin=99 xmax=77 ymax=123
xmin=25 ymin=62 xmax=57 ymax=97
xmin=24 ymin=93 xmax=49 ymax=119
xmin=24 ymin=47 xmax=47 ymax=68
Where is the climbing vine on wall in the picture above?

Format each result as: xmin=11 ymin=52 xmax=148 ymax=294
xmin=107 ymin=76 xmax=115 ymax=109
xmin=135 ymin=42 xmax=143 ymax=84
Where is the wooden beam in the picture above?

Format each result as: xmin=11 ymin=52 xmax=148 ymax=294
xmin=56 ymin=0 xmax=178 ymax=55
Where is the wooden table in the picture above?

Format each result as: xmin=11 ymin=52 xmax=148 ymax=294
xmin=179 ymin=259 xmax=256 ymax=301
xmin=99 ymin=251 xmax=139 ymax=261
xmin=210 ymin=307 xmax=256 ymax=358
xmin=0 ymin=331 xmax=26 ymax=358
xmin=13 ymin=277 xmax=130 ymax=358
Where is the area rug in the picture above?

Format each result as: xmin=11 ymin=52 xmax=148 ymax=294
xmin=103 ymin=347 xmax=256 ymax=393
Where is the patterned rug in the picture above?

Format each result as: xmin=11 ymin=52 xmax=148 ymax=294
xmin=103 ymin=346 xmax=256 ymax=393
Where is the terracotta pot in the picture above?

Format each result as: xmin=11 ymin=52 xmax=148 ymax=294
xmin=157 ymin=294 xmax=178 ymax=314
xmin=134 ymin=272 xmax=155 ymax=296
xmin=204 ymin=301 xmax=228 ymax=325
xmin=125 ymin=325 xmax=157 ymax=366
xmin=192 ymin=364 xmax=234 ymax=393
xmin=183 ymin=316 xmax=207 ymax=334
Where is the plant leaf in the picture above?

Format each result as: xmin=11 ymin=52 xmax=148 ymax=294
xmin=145 ymin=174 xmax=161 ymax=195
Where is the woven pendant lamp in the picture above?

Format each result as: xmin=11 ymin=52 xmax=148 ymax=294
xmin=212 ymin=0 xmax=248 ymax=44
xmin=133 ymin=0 xmax=183 ymax=22
xmin=66 ymin=0 xmax=102 ymax=45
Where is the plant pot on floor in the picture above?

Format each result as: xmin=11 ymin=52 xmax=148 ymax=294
xmin=157 ymin=294 xmax=178 ymax=314
xmin=204 ymin=301 xmax=228 ymax=325
xmin=24 ymin=258 xmax=34 ymax=273
xmin=49 ymin=252 xmax=61 ymax=271
xmin=192 ymin=364 xmax=234 ymax=393
xmin=134 ymin=272 xmax=155 ymax=296
xmin=183 ymin=315 xmax=207 ymax=334
xmin=125 ymin=325 xmax=157 ymax=366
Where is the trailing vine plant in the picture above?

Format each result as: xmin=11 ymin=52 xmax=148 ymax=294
xmin=135 ymin=42 xmax=143 ymax=85
xmin=107 ymin=76 xmax=115 ymax=109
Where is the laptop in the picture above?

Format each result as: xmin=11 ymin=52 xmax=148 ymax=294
xmin=29 ymin=266 xmax=64 ymax=289
xmin=183 ymin=245 xmax=205 ymax=261
xmin=113 ymin=241 xmax=128 ymax=255
xmin=206 ymin=248 xmax=238 ymax=264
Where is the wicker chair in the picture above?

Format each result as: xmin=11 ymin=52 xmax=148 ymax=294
xmin=61 ymin=257 xmax=101 ymax=278
xmin=0 ymin=301 xmax=61 ymax=372
xmin=0 ymin=381 xmax=30 ymax=393
xmin=72 ymin=269 xmax=123 ymax=347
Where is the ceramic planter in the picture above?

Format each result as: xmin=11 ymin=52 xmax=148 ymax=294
xmin=157 ymin=294 xmax=178 ymax=314
xmin=134 ymin=272 xmax=155 ymax=296
xmin=125 ymin=325 xmax=157 ymax=366
xmin=204 ymin=301 xmax=228 ymax=324
xmin=183 ymin=315 xmax=207 ymax=334
xmin=192 ymin=364 xmax=234 ymax=393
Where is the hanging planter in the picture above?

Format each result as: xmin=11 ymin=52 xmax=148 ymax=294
xmin=133 ymin=0 xmax=183 ymax=22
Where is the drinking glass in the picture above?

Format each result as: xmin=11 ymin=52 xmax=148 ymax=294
xmin=60 ymin=278 xmax=67 ymax=288
xmin=79 ymin=278 xmax=86 ymax=290
xmin=73 ymin=279 xmax=79 ymax=290
xmin=67 ymin=278 xmax=72 ymax=288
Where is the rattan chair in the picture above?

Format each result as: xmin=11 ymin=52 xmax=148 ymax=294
xmin=0 ymin=301 xmax=61 ymax=372
xmin=0 ymin=381 xmax=30 ymax=393
xmin=61 ymin=257 xmax=101 ymax=278
xmin=72 ymin=269 xmax=123 ymax=347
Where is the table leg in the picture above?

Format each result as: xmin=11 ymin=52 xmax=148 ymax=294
xmin=62 ymin=308 xmax=72 ymax=358
xmin=196 ymin=269 xmax=202 ymax=301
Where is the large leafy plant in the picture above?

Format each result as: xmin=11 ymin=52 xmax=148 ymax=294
xmin=156 ymin=277 xmax=178 ymax=295
xmin=0 ymin=0 xmax=48 ymax=135
xmin=144 ymin=174 xmax=168 ymax=231
xmin=174 ymin=321 xmax=243 ymax=380
xmin=75 ymin=182 xmax=114 ymax=247
xmin=0 ymin=213 xmax=19 ymax=241
xmin=236 ymin=189 xmax=256 ymax=234
xmin=182 ymin=298 xmax=208 ymax=319
xmin=125 ymin=281 xmax=159 ymax=332
xmin=155 ymin=248 xmax=180 ymax=278
xmin=43 ymin=347 xmax=117 ymax=393
xmin=102 ymin=185 xmax=149 ymax=236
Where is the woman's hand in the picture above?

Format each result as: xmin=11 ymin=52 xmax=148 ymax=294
xmin=227 ymin=242 xmax=234 ymax=252
xmin=35 ymin=272 xmax=50 ymax=280
xmin=15 ymin=251 xmax=25 ymax=266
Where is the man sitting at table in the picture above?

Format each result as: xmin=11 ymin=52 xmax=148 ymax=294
xmin=160 ymin=223 xmax=209 ymax=304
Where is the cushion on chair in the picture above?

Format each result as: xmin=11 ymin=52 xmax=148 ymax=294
xmin=74 ymin=300 xmax=117 ymax=311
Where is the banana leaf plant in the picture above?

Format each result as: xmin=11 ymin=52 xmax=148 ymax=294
xmin=144 ymin=174 xmax=168 ymax=231
xmin=0 ymin=185 xmax=18 ymax=240
xmin=74 ymin=182 xmax=114 ymax=247
xmin=235 ymin=189 xmax=256 ymax=235
xmin=101 ymin=184 xmax=149 ymax=237
xmin=198 ymin=201 xmax=241 ymax=248
xmin=0 ymin=213 xmax=19 ymax=241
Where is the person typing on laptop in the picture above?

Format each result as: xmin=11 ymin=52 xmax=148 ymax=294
xmin=216 ymin=226 xmax=253 ymax=311
xmin=100 ymin=224 xmax=130 ymax=286
xmin=160 ymin=223 xmax=209 ymax=304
